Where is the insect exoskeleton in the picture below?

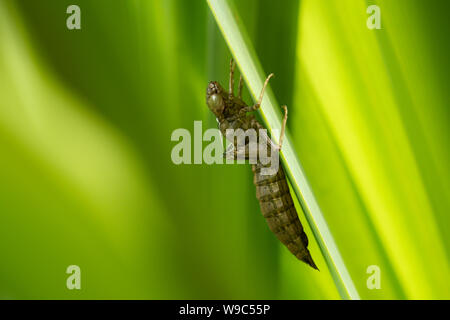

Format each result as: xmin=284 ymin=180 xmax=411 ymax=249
xmin=206 ymin=59 xmax=318 ymax=270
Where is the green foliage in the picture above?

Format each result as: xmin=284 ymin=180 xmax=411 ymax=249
xmin=0 ymin=0 xmax=448 ymax=299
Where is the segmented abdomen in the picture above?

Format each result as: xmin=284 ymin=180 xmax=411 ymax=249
xmin=252 ymin=162 xmax=318 ymax=269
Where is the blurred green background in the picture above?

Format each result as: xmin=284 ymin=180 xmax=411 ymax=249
xmin=0 ymin=0 xmax=448 ymax=299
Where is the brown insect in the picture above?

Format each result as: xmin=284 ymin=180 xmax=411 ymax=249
xmin=206 ymin=59 xmax=318 ymax=270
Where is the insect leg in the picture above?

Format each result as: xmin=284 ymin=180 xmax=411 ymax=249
xmin=238 ymin=75 xmax=244 ymax=100
xmin=249 ymin=73 xmax=274 ymax=112
xmin=223 ymin=143 xmax=249 ymax=160
xmin=229 ymin=59 xmax=235 ymax=98
xmin=260 ymin=105 xmax=288 ymax=151
xmin=278 ymin=105 xmax=288 ymax=150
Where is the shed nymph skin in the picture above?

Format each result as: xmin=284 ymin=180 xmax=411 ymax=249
xmin=205 ymin=60 xmax=317 ymax=270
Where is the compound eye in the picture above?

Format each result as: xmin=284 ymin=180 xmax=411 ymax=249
xmin=210 ymin=94 xmax=220 ymax=105
xmin=207 ymin=94 xmax=224 ymax=113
